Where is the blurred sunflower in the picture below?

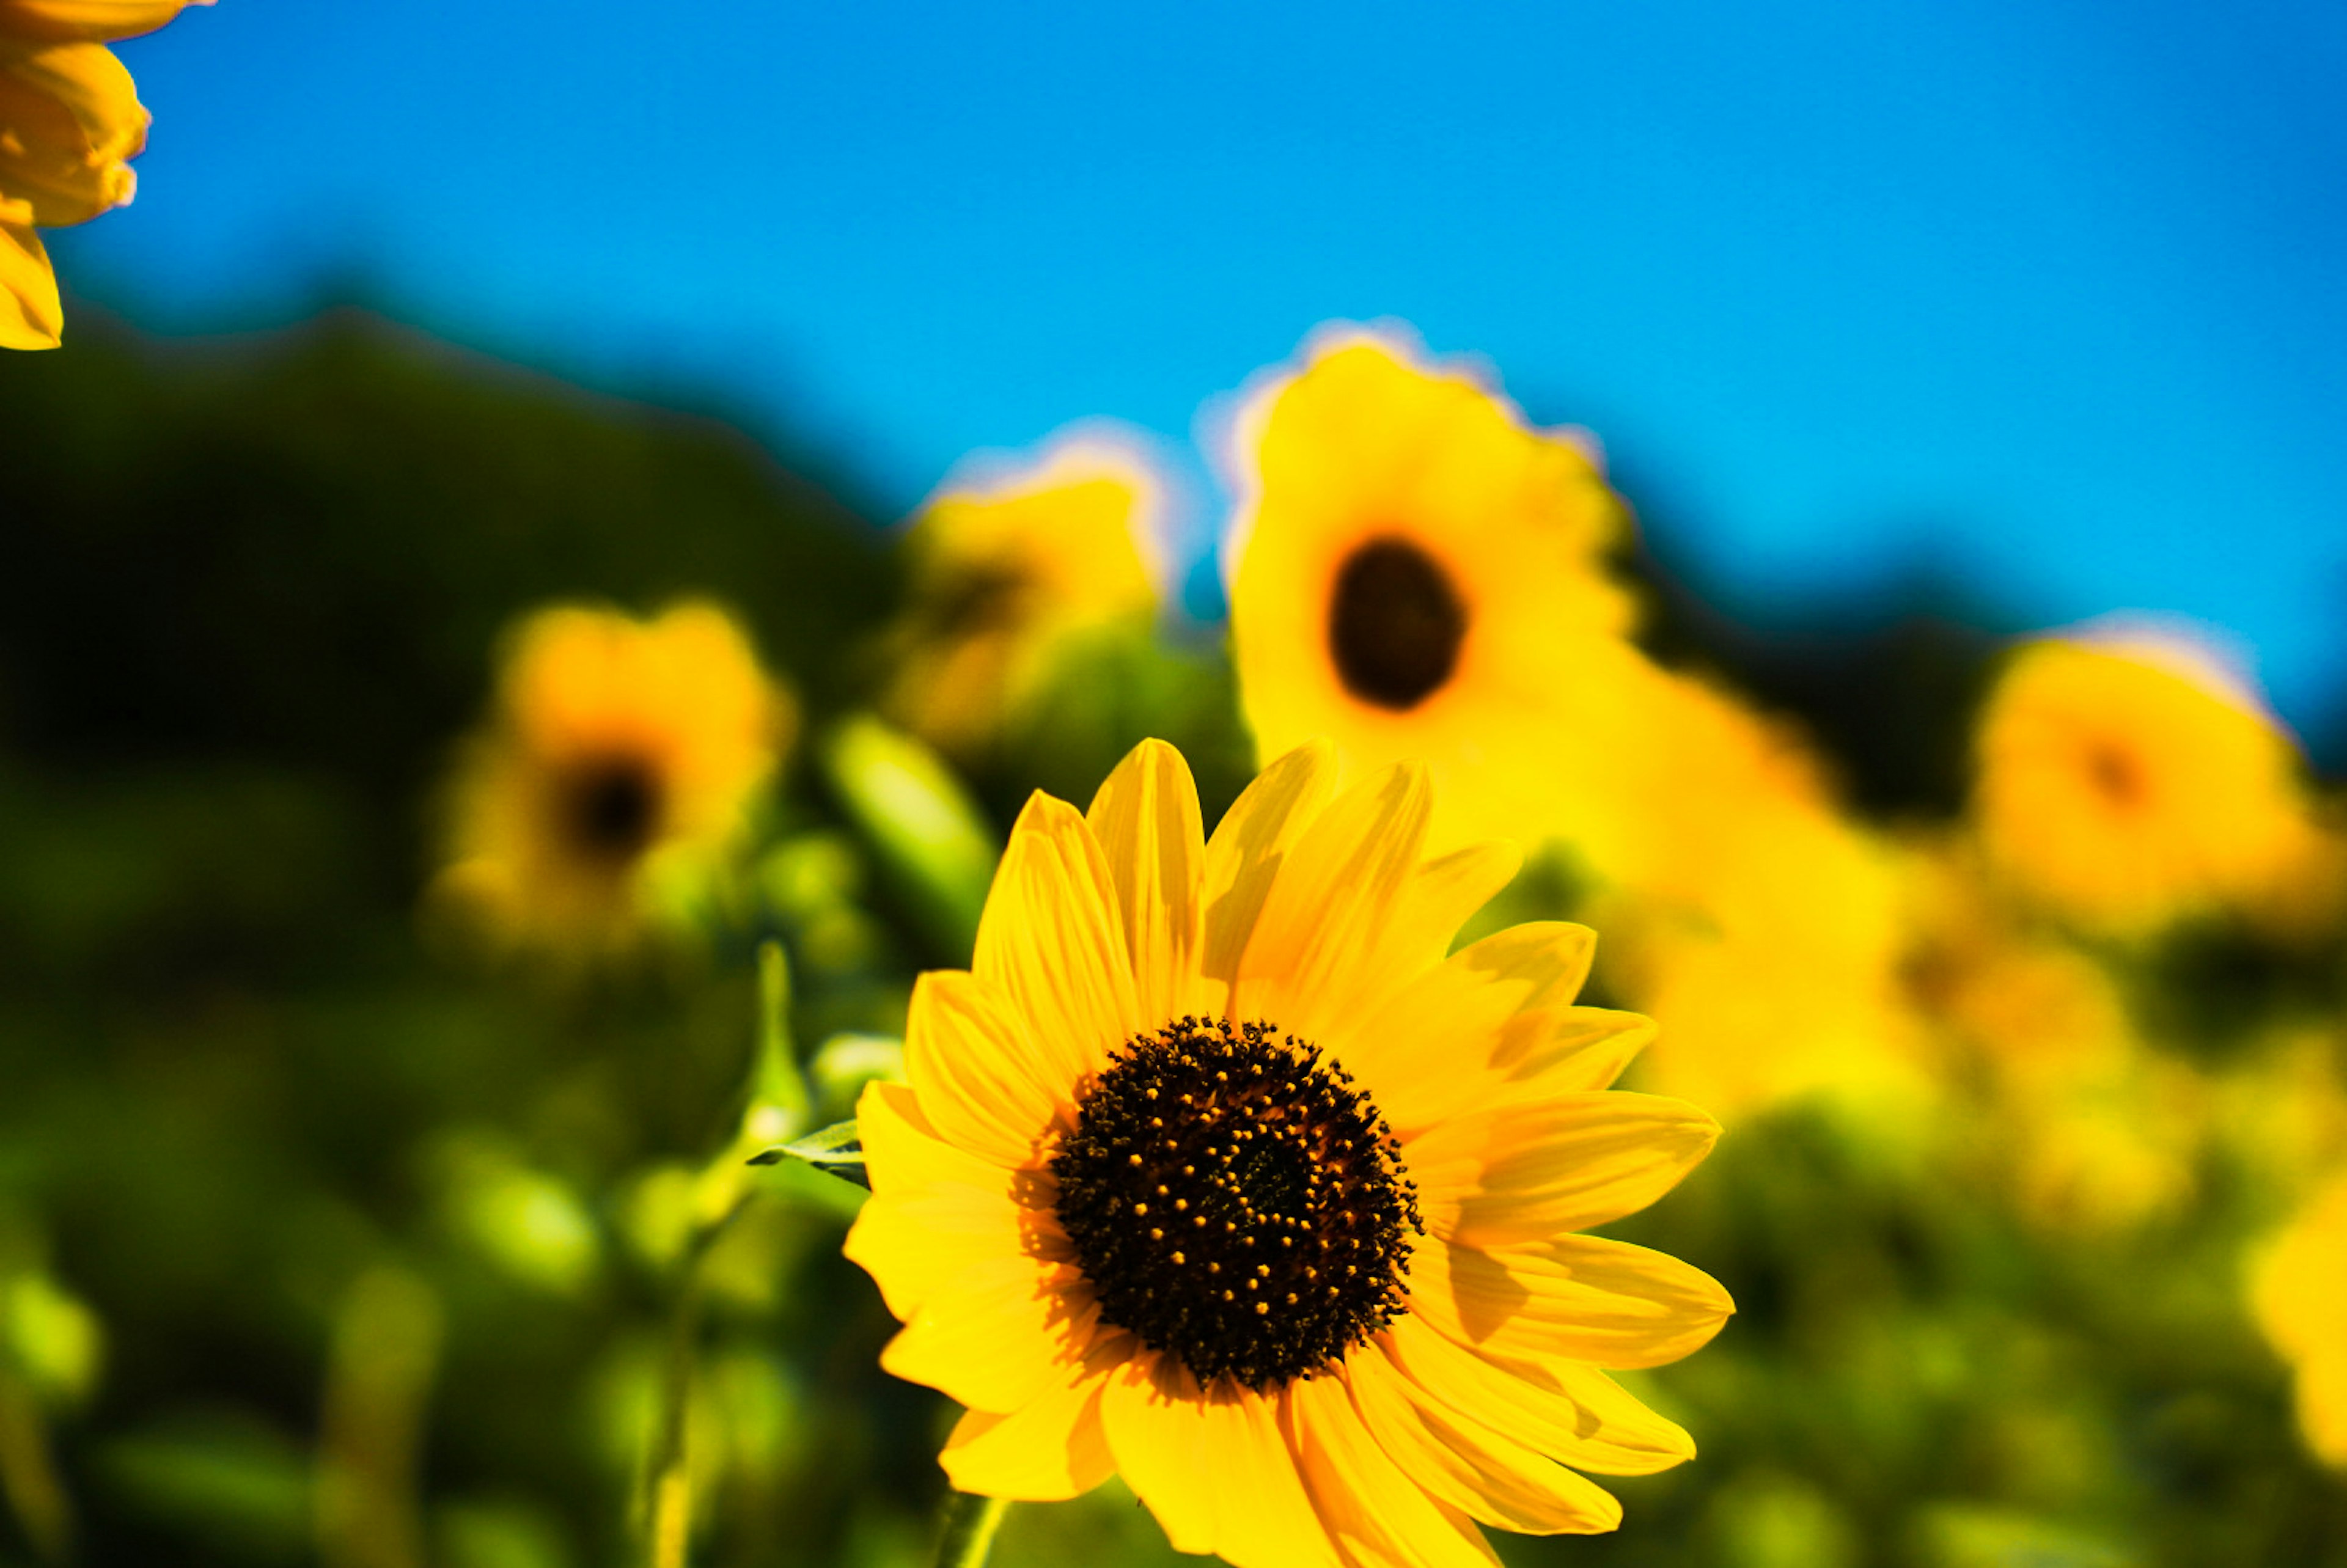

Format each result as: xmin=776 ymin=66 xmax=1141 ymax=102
xmin=2252 ymin=1167 xmax=2347 ymax=1468
xmin=1900 ymin=848 xmax=2199 ymax=1230
xmin=1970 ymin=632 xmax=2327 ymax=936
xmin=1588 ymin=676 xmax=1923 ymax=1117
xmin=1222 ymin=328 xmax=1644 ymax=857
xmin=1222 ymin=327 xmax=1923 ymax=1119
xmin=0 ymin=0 xmax=207 ymax=348
xmin=882 ymin=433 xmax=1169 ymax=759
xmin=846 ymin=738 xmax=1730 ymax=1567
xmin=433 ymin=601 xmax=793 ymax=953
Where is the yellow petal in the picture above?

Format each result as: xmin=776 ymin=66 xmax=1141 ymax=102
xmin=1233 ymin=761 xmax=1432 ymax=1041
xmin=1199 ymin=738 xmax=1337 ymax=992
xmin=2 ymin=1 xmax=205 ymax=43
xmin=0 ymin=40 xmax=145 ymax=226
xmin=845 ymin=1083 xmax=1067 ymax=1324
xmin=1095 ymin=1354 xmax=1340 ymax=1568
xmin=0 ymin=222 xmax=61 ymax=348
xmin=1346 ymin=1341 xmax=1622 ymax=1535
xmin=1406 ymin=1235 xmax=1734 ymax=1371
xmin=879 ymin=1253 xmax=1096 ymax=1415
xmin=1085 ymin=738 xmax=1205 ymax=1025
xmin=1309 ymin=838 xmax=1522 ymax=1051
xmin=1288 ymin=1369 xmax=1499 ymax=1568
xmin=843 ymin=1176 xmax=1048 ymax=1324
xmin=1343 ymin=923 xmax=1609 ymax=1136
xmin=1383 ymin=841 xmax=1524 ymax=970
xmin=1380 ymin=1314 xmax=1694 ymax=1477
xmin=854 ymin=1080 xmax=1026 ymax=1202
xmin=904 ymin=970 xmax=1071 ymax=1170
xmin=940 ymin=1329 xmax=1129 ymax=1501
xmin=973 ymin=791 xmax=1142 ymax=1088
xmin=1408 ymin=1091 xmax=1718 ymax=1245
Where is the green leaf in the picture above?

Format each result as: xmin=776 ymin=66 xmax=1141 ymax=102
xmin=748 ymin=1119 xmax=869 ymax=1189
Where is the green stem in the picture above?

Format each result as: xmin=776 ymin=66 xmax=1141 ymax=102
xmin=935 ymin=1491 xmax=1009 ymax=1568
xmin=643 ymin=1245 xmax=708 ymax=1568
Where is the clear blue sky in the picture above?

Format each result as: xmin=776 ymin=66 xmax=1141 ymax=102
xmin=68 ymin=0 xmax=2347 ymax=733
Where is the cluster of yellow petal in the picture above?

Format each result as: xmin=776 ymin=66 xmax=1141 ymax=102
xmin=1224 ymin=329 xmax=1920 ymax=1117
xmin=881 ymin=434 xmax=1168 ymax=758
xmin=1969 ymin=633 xmax=2335 ymax=937
xmin=1899 ymin=848 xmax=2203 ymax=1231
xmin=846 ymin=739 xmax=1730 ymax=1567
xmin=0 ymin=0 xmax=207 ymax=348
xmin=432 ymin=601 xmax=793 ymax=955
xmin=2253 ymin=1168 xmax=2347 ymax=1468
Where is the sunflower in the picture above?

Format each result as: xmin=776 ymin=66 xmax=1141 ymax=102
xmin=433 ymin=601 xmax=793 ymax=952
xmin=2253 ymin=1167 xmax=2347 ymax=1468
xmin=1222 ymin=328 xmax=1919 ymax=1116
xmin=0 ymin=0 xmax=207 ymax=348
xmin=883 ymin=432 xmax=1169 ymax=759
xmin=1970 ymin=631 xmax=2327 ymax=936
xmin=1224 ymin=328 xmax=1641 ymax=859
xmin=845 ymin=738 xmax=1730 ymax=1566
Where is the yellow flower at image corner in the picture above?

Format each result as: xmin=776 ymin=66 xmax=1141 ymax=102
xmin=845 ymin=738 xmax=1732 ymax=1567
xmin=1222 ymin=326 xmax=1649 ymax=860
xmin=882 ymin=432 xmax=1170 ymax=758
xmin=433 ymin=601 xmax=794 ymax=953
xmin=1971 ymin=629 xmax=2329 ymax=936
xmin=0 ymin=0 xmax=210 ymax=348
xmin=2252 ymin=1167 xmax=2347 ymax=1468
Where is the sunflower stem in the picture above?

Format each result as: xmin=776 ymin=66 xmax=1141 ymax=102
xmin=934 ymin=1490 xmax=1009 ymax=1568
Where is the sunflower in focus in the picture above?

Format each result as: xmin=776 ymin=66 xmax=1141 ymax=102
xmin=434 ymin=601 xmax=793 ymax=953
xmin=1224 ymin=328 xmax=1646 ymax=858
xmin=1 ymin=0 xmax=207 ymax=348
xmin=883 ymin=433 xmax=1169 ymax=759
xmin=846 ymin=738 xmax=1730 ymax=1566
xmin=2253 ymin=1167 xmax=2347 ymax=1468
xmin=1971 ymin=632 xmax=2327 ymax=936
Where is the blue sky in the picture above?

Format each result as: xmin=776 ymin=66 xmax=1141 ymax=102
xmin=68 ymin=1 xmax=2347 ymax=733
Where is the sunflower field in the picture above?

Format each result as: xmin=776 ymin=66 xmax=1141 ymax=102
xmin=6 ymin=10 xmax=2347 ymax=1564
xmin=1 ymin=302 xmax=2343 ymax=1568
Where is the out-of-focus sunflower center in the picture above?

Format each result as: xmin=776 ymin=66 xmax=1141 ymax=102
xmin=1049 ymin=1016 xmax=1421 ymax=1391
xmin=2084 ymin=739 xmax=2146 ymax=810
xmin=1326 ymin=536 xmax=1467 ymax=711
xmin=559 ymin=753 xmax=663 ymax=862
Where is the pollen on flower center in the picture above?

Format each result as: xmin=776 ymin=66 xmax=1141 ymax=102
xmin=1049 ymin=1016 xmax=1422 ymax=1391
xmin=1327 ymin=537 xmax=1468 ymax=711
xmin=560 ymin=754 xmax=662 ymax=861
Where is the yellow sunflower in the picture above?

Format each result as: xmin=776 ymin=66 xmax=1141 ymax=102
xmin=845 ymin=738 xmax=1730 ymax=1566
xmin=883 ymin=432 xmax=1169 ymax=759
xmin=0 ymin=0 xmax=207 ymax=348
xmin=1971 ymin=631 xmax=2327 ymax=936
xmin=2252 ymin=1167 xmax=2347 ymax=1468
xmin=1222 ymin=326 xmax=1920 ymax=1117
xmin=433 ymin=601 xmax=793 ymax=952
xmin=1223 ymin=327 xmax=1644 ymax=859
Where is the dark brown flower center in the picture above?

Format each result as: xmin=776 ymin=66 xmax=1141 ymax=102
xmin=2084 ymin=740 xmax=2145 ymax=810
xmin=559 ymin=753 xmax=662 ymax=862
xmin=1326 ymin=536 xmax=1467 ymax=711
xmin=1049 ymin=1016 xmax=1420 ymax=1391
